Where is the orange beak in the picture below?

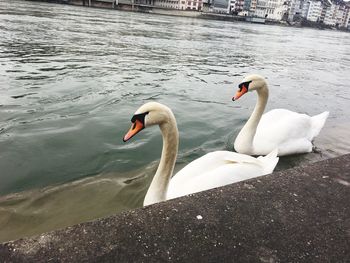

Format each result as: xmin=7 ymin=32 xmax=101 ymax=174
xmin=232 ymin=85 xmax=248 ymax=101
xmin=123 ymin=119 xmax=145 ymax=142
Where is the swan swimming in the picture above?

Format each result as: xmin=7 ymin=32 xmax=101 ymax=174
xmin=123 ymin=102 xmax=279 ymax=206
xmin=232 ymin=74 xmax=329 ymax=156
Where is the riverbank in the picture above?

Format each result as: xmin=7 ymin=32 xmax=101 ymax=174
xmin=25 ymin=0 xmax=281 ymax=26
xmin=25 ymin=0 xmax=350 ymax=31
xmin=1 ymin=154 xmax=349 ymax=261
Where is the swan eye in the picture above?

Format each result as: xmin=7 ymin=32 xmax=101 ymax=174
xmin=239 ymin=80 xmax=252 ymax=91
xmin=131 ymin=111 xmax=150 ymax=124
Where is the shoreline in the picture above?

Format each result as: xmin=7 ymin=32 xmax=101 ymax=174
xmin=26 ymin=0 xmax=349 ymax=32
xmin=1 ymin=154 xmax=349 ymax=261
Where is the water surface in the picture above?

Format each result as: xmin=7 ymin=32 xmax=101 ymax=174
xmin=0 ymin=0 xmax=350 ymax=242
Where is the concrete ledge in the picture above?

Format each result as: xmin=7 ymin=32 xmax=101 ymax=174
xmin=1 ymin=154 xmax=350 ymax=262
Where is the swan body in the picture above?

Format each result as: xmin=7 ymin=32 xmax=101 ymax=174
xmin=167 ymin=149 xmax=278 ymax=200
xmin=123 ymin=102 xmax=279 ymax=206
xmin=233 ymin=74 xmax=329 ymax=156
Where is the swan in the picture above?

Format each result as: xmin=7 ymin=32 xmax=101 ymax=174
xmin=232 ymin=74 xmax=329 ymax=156
xmin=123 ymin=102 xmax=279 ymax=206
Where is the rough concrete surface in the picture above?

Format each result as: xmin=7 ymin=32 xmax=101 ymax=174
xmin=0 ymin=154 xmax=349 ymax=262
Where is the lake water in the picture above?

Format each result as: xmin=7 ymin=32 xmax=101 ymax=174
xmin=0 ymin=0 xmax=350 ymax=242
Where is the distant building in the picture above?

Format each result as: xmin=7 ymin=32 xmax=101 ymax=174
xmin=335 ymin=3 xmax=348 ymax=26
xmin=255 ymin=0 xmax=288 ymax=20
xmin=288 ymin=0 xmax=304 ymax=21
xmin=211 ymin=0 xmax=231 ymax=13
xmin=344 ymin=5 xmax=350 ymax=28
xmin=133 ymin=0 xmax=350 ymax=26
xmin=255 ymin=0 xmax=271 ymax=18
xmin=273 ymin=0 xmax=289 ymax=20
xmin=179 ymin=0 xmax=203 ymax=10
xmin=319 ymin=2 xmax=329 ymax=23
xmin=287 ymin=0 xmax=349 ymax=27
xmin=154 ymin=0 xmax=180 ymax=9
xmin=250 ymin=0 xmax=257 ymax=12
xmin=243 ymin=0 xmax=257 ymax=15
xmin=230 ymin=0 xmax=236 ymax=12
xmin=302 ymin=0 xmax=322 ymax=22
xmin=324 ymin=3 xmax=336 ymax=25
xmin=323 ymin=2 xmax=349 ymax=27
xmin=230 ymin=0 xmax=244 ymax=12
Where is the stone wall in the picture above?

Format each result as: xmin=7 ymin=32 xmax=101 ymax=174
xmin=1 ymin=154 xmax=349 ymax=262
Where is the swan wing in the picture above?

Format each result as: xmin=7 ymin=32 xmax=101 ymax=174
xmin=253 ymin=109 xmax=328 ymax=155
xmin=167 ymin=150 xmax=278 ymax=199
xmin=256 ymin=109 xmax=312 ymax=141
xmin=172 ymin=151 xmax=260 ymax=181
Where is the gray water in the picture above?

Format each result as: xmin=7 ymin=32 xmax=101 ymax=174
xmin=0 ymin=0 xmax=350 ymax=242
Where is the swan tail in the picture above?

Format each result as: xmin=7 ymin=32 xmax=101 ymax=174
xmin=310 ymin=111 xmax=329 ymax=139
xmin=257 ymin=148 xmax=279 ymax=174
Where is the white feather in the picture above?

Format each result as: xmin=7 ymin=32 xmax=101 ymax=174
xmin=253 ymin=109 xmax=329 ymax=156
xmin=234 ymin=75 xmax=329 ymax=156
xmin=167 ymin=150 xmax=278 ymax=199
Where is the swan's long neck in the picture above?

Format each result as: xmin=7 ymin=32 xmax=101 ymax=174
xmin=234 ymin=85 xmax=268 ymax=154
xmin=143 ymin=115 xmax=179 ymax=206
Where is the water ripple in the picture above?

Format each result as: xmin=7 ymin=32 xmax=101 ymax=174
xmin=0 ymin=0 xmax=350 ymax=242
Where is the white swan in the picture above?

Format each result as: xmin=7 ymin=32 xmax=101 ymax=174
xmin=232 ymin=74 xmax=329 ymax=156
xmin=123 ymin=102 xmax=279 ymax=206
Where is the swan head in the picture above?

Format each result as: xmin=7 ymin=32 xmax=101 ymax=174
xmin=232 ymin=74 xmax=267 ymax=101
xmin=123 ymin=102 xmax=174 ymax=142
